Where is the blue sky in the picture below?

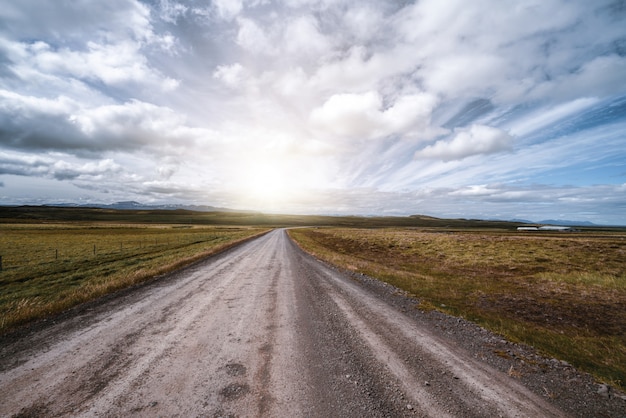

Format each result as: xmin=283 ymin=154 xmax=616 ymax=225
xmin=0 ymin=0 xmax=625 ymax=224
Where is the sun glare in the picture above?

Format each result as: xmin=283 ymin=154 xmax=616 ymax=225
xmin=247 ymin=164 xmax=287 ymax=201
xmin=233 ymin=158 xmax=296 ymax=211
xmin=230 ymin=149 xmax=332 ymax=212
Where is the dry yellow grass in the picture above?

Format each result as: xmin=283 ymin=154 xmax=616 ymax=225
xmin=288 ymin=227 xmax=626 ymax=389
xmin=0 ymin=223 xmax=269 ymax=332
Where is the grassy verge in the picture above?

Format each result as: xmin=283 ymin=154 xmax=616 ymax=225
xmin=0 ymin=223 xmax=269 ymax=333
xmin=288 ymin=227 xmax=626 ymax=389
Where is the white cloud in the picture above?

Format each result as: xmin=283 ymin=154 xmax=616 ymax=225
xmin=273 ymin=67 xmax=308 ymax=97
xmin=449 ymin=184 xmax=500 ymax=197
xmin=157 ymin=0 xmax=189 ymax=23
xmin=214 ymin=0 xmax=243 ymax=20
xmin=310 ymin=91 xmax=440 ymax=141
xmin=382 ymin=94 xmax=443 ymax=139
xmin=28 ymin=40 xmax=179 ymax=89
xmin=310 ymin=45 xmax=415 ymax=94
xmin=392 ymin=0 xmax=626 ymax=104
xmin=157 ymin=164 xmax=178 ymax=180
xmin=341 ymin=5 xmax=385 ymax=43
xmin=530 ymin=54 xmax=626 ymax=102
xmin=213 ymin=63 xmax=246 ymax=88
xmin=510 ymin=98 xmax=599 ymax=137
xmin=69 ymin=100 xmax=210 ymax=151
xmin=422 ymin=53 xmax=507 ymax=98
xmin=0 ymin=0 xmax=180 ymax=105
xmin=310 ymin=91 xmax=384 ymax=139
xmin=415 ymin=125 xmax=514 ymax=161
xmin=0 ymin=89 xmax=77 ymax=116
xmin=51 ymin=159 xmax=122 ymax=181
xmin=283 ymin=16 xmax=332 ymax=57
xmin=236 ymin=17 xmax=276 ymax=55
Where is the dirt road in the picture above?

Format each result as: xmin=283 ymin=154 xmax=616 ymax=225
xmin=0 ymin=230 xmax=621 ymax=417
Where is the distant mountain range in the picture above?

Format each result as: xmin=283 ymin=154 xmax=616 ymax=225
xmin=48 ymin=201 xmax=253 ymax=213
xmin=537 ymin=219 xmax=597 ymax=226
xmin=15 ymin=202 xmax=601 ymax=226
xmin=510 ymin=218 xmax=596 ymax=226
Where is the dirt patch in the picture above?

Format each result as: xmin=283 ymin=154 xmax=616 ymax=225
xmin=477 ymin=294 xmax=626 ymax=335
xmin=220 ymin=383 xmax=250 ymax=400
xmin=12 ymin=402 xmax=51 ymax=418
xmin=223 ymin=363 xmax=247 ymax=377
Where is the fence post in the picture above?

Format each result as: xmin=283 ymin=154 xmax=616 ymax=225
xmin=0 ymin=255 xmax=3 ymax=271
xmin=93 ymin=244 xmax=96 ymax=255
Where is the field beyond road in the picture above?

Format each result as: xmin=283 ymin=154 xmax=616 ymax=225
xmin=0 ymin=223 xmax=268 ymax=332
xmin=288 ymin=227 xmax=626 ymax=390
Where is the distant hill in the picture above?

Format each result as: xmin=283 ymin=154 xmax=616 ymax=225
xmin=2 ymin=205 xmax=613 ymax=229
xmin=408 ymin=214 xmax=442 ymax=220
xmin=539 ymin=219 xmax=596 ymax=226
xmin=1 ymin=206 xmax=524 ymax=228
xmin=51 ymin=201 xmax=252 ymax=213
xmin=509 ymin=218 xmax=534 ymax=224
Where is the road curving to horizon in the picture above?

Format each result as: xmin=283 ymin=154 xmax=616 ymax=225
xmin=0 ymin=229 xmax=621 ymax=417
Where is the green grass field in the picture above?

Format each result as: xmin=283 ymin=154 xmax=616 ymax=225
xmin=0 ymin=223 xmax=268 ymax=332
xmin=288 ymin=227 xmax=626 ymax=389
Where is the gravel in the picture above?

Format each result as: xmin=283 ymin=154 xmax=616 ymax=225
xmin=337 ymin=262 xmax=626 ymax=417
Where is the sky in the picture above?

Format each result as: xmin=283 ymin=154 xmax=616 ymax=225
xmin=1 ymin=0 xmax=626 ymax=224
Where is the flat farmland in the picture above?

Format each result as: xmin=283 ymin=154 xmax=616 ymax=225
xmin=288 ymin=227 xmax=626 ymax=389
xmin=0 ymin=223 xmax=269 ymax=332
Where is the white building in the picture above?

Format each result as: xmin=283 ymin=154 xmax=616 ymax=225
xmin=517 ymin=226 xmax=575 ymax=232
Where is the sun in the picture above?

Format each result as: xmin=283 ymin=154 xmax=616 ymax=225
xmin=229 ymin=148 xmax=332 ymax=212
xmin=233 ymin=159 xmax=295 ymax=210
xmin=246 ymin=164 xmax=288 ymax=202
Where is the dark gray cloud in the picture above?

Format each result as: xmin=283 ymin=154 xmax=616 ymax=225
xmin=0 ymin=94 xmax=209 ymax=155
xmin=0 ymin=0 xmax=154 ymax=45
xmin=0 ymin=152 xmax=122 ymax=181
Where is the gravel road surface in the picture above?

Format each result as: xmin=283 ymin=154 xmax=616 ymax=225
xmin=1 ymin=229 xmax=624 ymax=417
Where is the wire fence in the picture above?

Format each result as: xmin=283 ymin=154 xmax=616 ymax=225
xmin=0 ymin=228 xmax=249 ymax=273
